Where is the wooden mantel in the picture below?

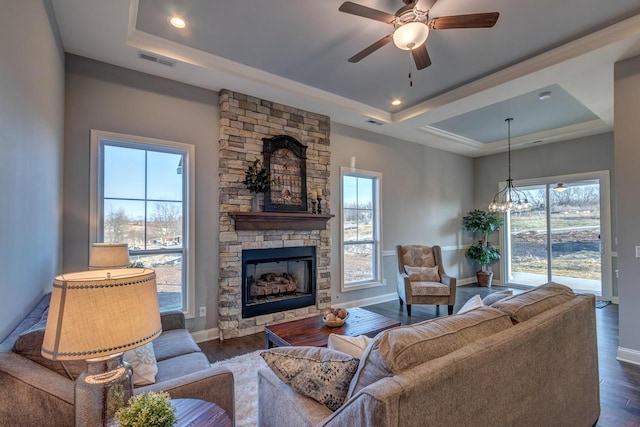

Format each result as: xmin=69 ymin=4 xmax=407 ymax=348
xmin=229 ymin=212 xmax=334 ymax=231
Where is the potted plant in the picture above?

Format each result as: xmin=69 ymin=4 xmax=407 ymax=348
xmin=114 ymin=391 xmax=177 ymax=427
xmin=242 ymin=159 xmax=274 ymax=212
xmin=462 ymin=209 xmax=504 ymax=287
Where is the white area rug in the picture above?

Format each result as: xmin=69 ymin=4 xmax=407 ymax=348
xmin=211 ymin=350 xmax=267 ymax=427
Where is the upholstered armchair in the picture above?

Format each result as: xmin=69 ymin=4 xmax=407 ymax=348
xmin=397 ymin=245 xmax=457 ymax=316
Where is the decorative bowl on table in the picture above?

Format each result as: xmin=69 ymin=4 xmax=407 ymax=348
xmin=322 ymin=308 xmax=349 ymax=328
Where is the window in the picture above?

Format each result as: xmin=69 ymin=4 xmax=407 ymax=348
xmin=90 ymin=130 xmax=195 ymax=316
xmin=341 ymin=167 xmax=382 ymax=290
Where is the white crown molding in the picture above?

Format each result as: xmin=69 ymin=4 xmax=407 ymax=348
xmin=393 ymin=14 xmax=640 ymax=123
xmin=420 ymin=126 xmax=486 ymax=150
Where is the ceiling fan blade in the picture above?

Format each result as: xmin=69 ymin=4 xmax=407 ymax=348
xmin=339 ymin=2 xmax=396 ymax=24
xmin=412 ymin=44 xmax=432 ymax=70
xmin=428 ymin=12 xmax=499 ymax=30
xmin=348 ymin=34 xmax=394 ymax=63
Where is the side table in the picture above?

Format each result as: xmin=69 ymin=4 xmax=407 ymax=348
xmin=171 ymin=398 xmax=232 ymax=427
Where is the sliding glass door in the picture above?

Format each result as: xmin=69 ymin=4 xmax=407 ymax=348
xmin=503 ymin=173 xmax=611 ymax=298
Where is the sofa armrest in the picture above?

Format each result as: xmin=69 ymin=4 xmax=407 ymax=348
xmin=160 ymin=310 xmax=185 ymax=331
xmin=135 ymin=366 xmax=235 ymax=425
xmin=0 ymin=352 xmax=75 ymax=426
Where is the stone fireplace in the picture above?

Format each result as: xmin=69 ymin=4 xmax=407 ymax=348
xmin=218 ymin=89 xmax=331 ymax=339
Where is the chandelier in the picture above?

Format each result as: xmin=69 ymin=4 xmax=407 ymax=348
xmin=488 ymin=118 xmax=531 ymax=212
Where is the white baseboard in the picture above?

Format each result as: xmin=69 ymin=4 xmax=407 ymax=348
xmin=617 ymin=346 xmax=640 ymax=366
xmin=457 ymin=277 xmax=475 ymax=286
xmin=191 ymin=327 xmax=220 ymax=343
xmin=612 ymin=297 xmax=619 ymax=305
xmin=332 ymin=292 xmax=397 ymax=309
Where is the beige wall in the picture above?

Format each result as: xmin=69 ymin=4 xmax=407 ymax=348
xmin=330 ymin=123 xmax=475 ymax=304
xmin=0 ymin=0 xmax=65 ymax=340
xmin=614 ymin=55 xmax=640 ymax=357
xmin=63 ymin=55 xmax=219 ymax=331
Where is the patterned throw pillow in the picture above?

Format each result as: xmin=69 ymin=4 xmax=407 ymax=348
xmin=404 ymin=265 xmax=440 ymax=282
xmin=261 ymin=347 xmax=360 ymax=411
xmin=123 ymin=342 xmax=158 ymax=386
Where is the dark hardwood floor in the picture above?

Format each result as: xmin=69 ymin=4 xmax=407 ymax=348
xmin=198 ymin=286 xmax=640 ymax=426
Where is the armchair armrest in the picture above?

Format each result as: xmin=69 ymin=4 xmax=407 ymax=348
xmin=136 ymin=366 xmax=235 ymax=425
xmin=160 ymin=310 xmax=185 ymax=331
xmin=441 ymin=274 xmax=456 ymax=288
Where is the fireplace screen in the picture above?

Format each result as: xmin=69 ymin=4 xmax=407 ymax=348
xmin=242 ymin=246 xmax=316 ymax=318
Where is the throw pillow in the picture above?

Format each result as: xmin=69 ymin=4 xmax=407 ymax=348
xmin=482 ymin=290 xmax=514 ymax=306
xmin=123 ymin=342 xmax=158 ymax=386
xmin=261 ymin=347 xmax=359 ymax=411
xmin=327 ymin=334 xmax=372 ymax=359
xmin=404 ymin=265 xmax=440 ymax=282
xmin=457 ymin=295 xmax=483 ymax=314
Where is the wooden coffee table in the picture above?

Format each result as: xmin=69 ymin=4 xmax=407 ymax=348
xmin=264 ymin=307 xmax=401 ymax=348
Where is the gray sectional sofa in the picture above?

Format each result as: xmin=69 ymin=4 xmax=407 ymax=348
xmin=0 ymin=293 xmax=235 ymax=426
xmin=258 ymin=283 xmax=600 ymax=427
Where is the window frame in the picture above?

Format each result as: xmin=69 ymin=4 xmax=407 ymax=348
xmin=340 ymin=166 xmax=383 ymax=291
xmin=90 ymin=130 xmax=196 ymax=318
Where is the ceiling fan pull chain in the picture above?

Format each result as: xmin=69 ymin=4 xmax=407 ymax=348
xmin=408 ymin=51 xmax=413 ymax=87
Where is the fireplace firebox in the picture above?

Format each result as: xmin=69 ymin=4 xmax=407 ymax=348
xmin=242 ymin=246 xmax=316 ymax=318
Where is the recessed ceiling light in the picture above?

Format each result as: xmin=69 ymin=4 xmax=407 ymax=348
xmin=169 ymin=16 xmax=187 ymax=29
xmin=538 ymin=91 xmax=552 ymax=101
xmin=391 ymin=99 xmax=402 ymax=106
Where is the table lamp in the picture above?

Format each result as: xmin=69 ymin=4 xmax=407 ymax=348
xmin=41 ymin=268 xmax=161 ymax=427
xmin=89 ymin=243 xmax=129 ymax=270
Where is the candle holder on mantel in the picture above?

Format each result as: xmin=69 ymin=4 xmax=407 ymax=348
xmin=317 ymin=195 xmax=323 ymax=215
xmin=311 ymin=199 xmax=317 ymax=214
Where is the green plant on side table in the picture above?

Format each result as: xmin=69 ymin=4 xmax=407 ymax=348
xmin=242 ymin=159 xmax=275 ymax=212
xmin=462 ymin=209 xmax=504 ymax=287
xmin=115 ymin=391 xmax=177 ymax=427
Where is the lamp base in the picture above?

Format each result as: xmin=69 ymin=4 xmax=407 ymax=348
xmin=75 ymin=353 xmax=133 ymax=427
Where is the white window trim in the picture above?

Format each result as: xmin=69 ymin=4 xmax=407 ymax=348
xmin=90 ymin=129 xmax=196 ymax=318
xmin=340 ymin=166 xmax=383 ymax=292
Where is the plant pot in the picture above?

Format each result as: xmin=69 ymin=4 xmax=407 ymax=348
xmin=251 ymin=193 xmax=261 ymax=212
xmin=476 ymin=271 xmax=493 ymax=287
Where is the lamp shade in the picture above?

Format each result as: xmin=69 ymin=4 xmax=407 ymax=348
xmin=89 ymin=243 xmax=129 ymax=269
xmin=393 ymin=22 xmax=429 ymax=50
xmin=42 ymin=268 xmax=161 ymax=361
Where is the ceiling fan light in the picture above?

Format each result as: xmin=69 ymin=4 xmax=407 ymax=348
xmin=553 ymin=183 xmax=568 ymax=192
xmin=393 ymin=22 xmax=429 ymax=50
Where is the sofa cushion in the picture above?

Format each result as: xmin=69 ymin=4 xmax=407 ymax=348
xmin=327 ymin=334 xmax=372 ymax=359
xmin=457 ymin=295 xmax=483 ymax=314
xmin=153 ymin=351 xmax=211 ymax=384
xmin=404 ymin=265 xmax=440 ymax=282
xmin=348 ymin=306 xmax=513 ymax=397
xmin=12 ymin=310 xmax=86 ymax=380
xmin=261 ymin=347 xmax=359 ymax=411
xmin=124 ymin=342 xmax=158 ymax=386
xmin=491 ymin=282 xmax=574 ymax=323
xmin=152 ymin=329 xmax=202 ymax=362
xmin=482 ymin=290 xmax=513 ymax=306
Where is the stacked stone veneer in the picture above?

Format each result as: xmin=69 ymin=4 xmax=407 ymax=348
xmin=218 ymin=89 xmax=331 ymax=339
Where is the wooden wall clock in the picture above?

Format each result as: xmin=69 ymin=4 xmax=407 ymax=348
xmin=262 ymin=135 xmax=308 ymax=212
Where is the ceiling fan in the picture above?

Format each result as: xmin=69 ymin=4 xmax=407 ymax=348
xmin=339 ymin=0 xmax=499 ymax=70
